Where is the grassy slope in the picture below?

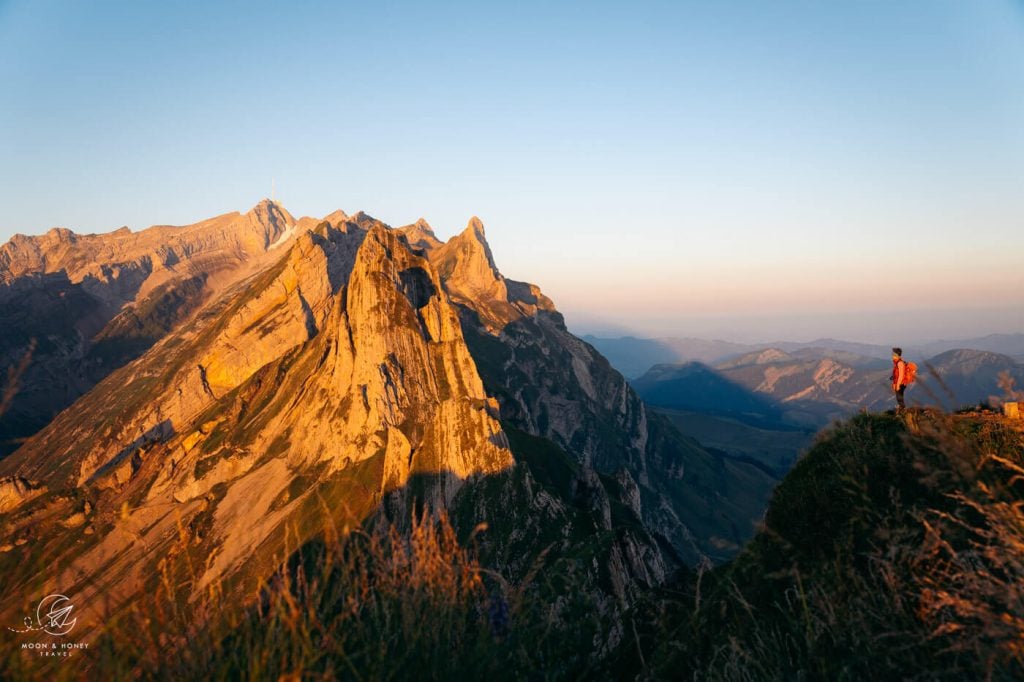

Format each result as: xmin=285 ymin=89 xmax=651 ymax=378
xmin=654 ymin=407 xmax=813 ymax=475
xmin=632 ymin=411 xmax=1024 ymax=680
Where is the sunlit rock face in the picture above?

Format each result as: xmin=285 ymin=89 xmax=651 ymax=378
xmin=0 ymin=200 xmax=300 ymax=453
xmin=0 ymin=210 xmax=514 ymax=627
xmin=0 ymin=204 xmax=771 ymax=638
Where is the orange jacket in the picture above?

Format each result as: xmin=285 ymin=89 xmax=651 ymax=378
xmin=891 ymin=359 xmax=906 ymax=388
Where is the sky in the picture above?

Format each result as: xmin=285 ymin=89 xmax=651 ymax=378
xmin=1 ymin=0 xmax=1022 ymax=344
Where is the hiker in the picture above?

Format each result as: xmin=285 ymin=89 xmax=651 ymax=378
xmin=891 ymin=347 xmax=909 ymax=413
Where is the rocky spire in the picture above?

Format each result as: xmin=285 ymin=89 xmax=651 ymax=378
xmin=430 ymin=218 xmax=504 ymax=303
xmin=397 ymin=217 xmax=442 ymax=251
xmin=417 ymin=216 xmax=553 ymax=331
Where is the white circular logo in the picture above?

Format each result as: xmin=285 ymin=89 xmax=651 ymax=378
xmin=36 ymin=594 xmax=77 ymax=636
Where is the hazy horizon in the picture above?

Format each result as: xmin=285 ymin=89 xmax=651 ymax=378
xmin=565 ymin=305 xmax=1024 ymax=348
xmin=2 ymin=1 xmax=1022 ymax=343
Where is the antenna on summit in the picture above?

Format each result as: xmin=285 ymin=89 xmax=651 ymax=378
xmin=271 ymin=178 xmax=276 ymax=203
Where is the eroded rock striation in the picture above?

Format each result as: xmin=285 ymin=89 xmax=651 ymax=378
xmin=0 ymin=204 xmax=771 ymax=638
xmin=0 ymin=200 xmax=304 ymax=453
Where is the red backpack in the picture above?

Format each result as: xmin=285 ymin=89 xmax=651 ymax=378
xmin=903 ymin=361 xmax=917 ymax=385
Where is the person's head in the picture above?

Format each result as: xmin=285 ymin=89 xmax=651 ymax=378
xmin=892 ymin=347 xmax=903 ymax=360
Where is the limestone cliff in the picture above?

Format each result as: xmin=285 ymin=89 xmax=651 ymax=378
xmin=0 ymin=205 xmax=771 ymax=641
xmin=421 ymin=218 xmax=774 ymax=563
xmin=429 ymin=217 xmax=555 ymax=332
xmin=0 ymin=216 xmax=515 ymax=629
xmin=0 ymin=200 xmax=300 ymax=453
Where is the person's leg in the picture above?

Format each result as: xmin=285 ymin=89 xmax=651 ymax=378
xmin=896 ymin=385 xmax=906 ymax=411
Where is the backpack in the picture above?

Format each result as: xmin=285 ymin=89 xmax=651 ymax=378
xmin=903 ymin=361 xmax=917 ymax=385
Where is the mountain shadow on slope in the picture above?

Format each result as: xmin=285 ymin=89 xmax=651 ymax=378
xmin=630 ymin=361 xmax=816 ymax=476
xmin=457 ymin=306 xmax=777 ymax=564
xmin=581 ymin=335 xmax=756 ymax=379
xmin=631 ymin=361 xmax=789 ymax=427
xmin=0 ymin=271 xmax=210 ymax=455
xmin=2 ymin=454 xmax=674 ymax=680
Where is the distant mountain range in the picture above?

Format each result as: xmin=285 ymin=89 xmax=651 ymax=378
xmin=584 ymin=333 xmax=1024 ymax=380
xmin=629 ymin=346 xmax=1024 ymax=479
xmin=633 ymin=347 xmax=1024 ymax=428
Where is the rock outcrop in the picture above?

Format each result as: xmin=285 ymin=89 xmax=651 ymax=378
xmin=0 ymin=477 xmax=44 ymax=514
xmin=416 ymin=218 xmax=774 ymax=564
xmin=0 ymin=200 xmax=300 ymax=454
xmin=0 ymin=212 xmax=519 ymax=631
xmin=0 ymin=205 xmax=774 ymax=639
xmin=428 ymin=217 xmax=555 ymax=331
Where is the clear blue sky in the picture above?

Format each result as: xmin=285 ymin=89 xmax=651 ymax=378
xmin=1 ymin=1 xmax=1022 ymax=343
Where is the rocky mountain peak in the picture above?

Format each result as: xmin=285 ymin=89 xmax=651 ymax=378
xmin=349 ymin=210 xmax=378 ymax=226
xmin=243 ymin=200 xmax=296 ymax=249
xmin=45 ymin=226 xmax=77 ymax=242
xmin=440 ymin=218 xmax=501 ymax=281
xmin=408 ymin=215 xmax=557 ymax=333
xmin=425 ymin=218 xmax=510 ymax=330
xmin=466 ymin=215 xmax=485 ymax=236
xmin=719 ymin=348 xmax=794 ymax=369
xmin=397 ymin=218 xmax=441 ymax=251
xmin=322 ymin=209 xmax=350 ymax=225
xmin=247 ymin=198 xmax=290 ymax=221
xmin=933 ymin=348 xmax=1014 ymax=366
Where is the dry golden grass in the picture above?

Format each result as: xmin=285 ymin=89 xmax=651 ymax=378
xmin=11 ymin=508 xmax=602 ymax=681
xmin=640 ymin=410 xmax=1024 ymax=681
xmin=74 ymin=511 xmax=497 ymax=679
xmin=917 ymin=456 xmax=1024 ymax=674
